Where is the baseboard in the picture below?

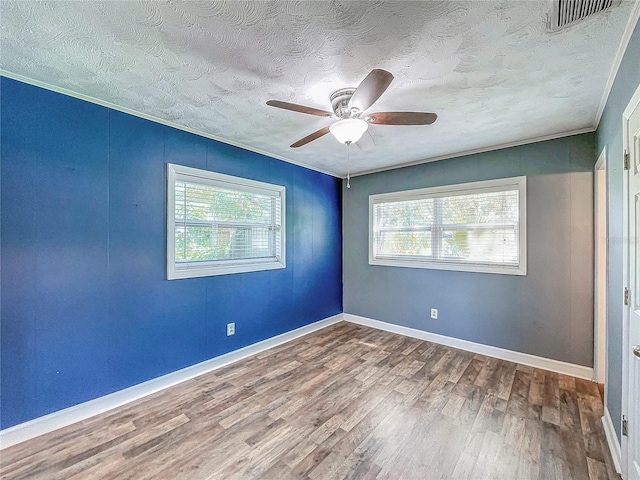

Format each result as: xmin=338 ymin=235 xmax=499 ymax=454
xmin=344 ymin=313 xmax=594 ymax=380
xmin=0 ymin=312 xmax=597 ymax=449
xmin=0 ymin=314 xmax=343 ymax=450
xmin=602 ymin=407 xmax=623 ymax=474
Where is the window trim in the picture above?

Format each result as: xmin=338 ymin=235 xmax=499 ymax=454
xmin=369 ymin=176 xmax=527 ymax=276
xmin=167 ymin=163 xmax=286 ymax=280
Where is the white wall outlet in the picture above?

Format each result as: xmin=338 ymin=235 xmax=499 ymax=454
xmin=227 ymin=322 xmax=235 ymax=336
xmin=430 ymin=308 xmax=438 ymax=319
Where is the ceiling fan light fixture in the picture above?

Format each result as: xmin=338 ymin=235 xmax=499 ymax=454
xmin=329 ymin=118 xmax=368 ymax=144
xmin=267 ymin=68 xmax=436 ymax=148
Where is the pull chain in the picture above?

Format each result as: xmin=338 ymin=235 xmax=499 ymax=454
xmin=347 ymin=142 xmax=351 ymax=189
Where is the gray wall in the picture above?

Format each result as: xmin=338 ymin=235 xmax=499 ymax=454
xmin=596 ymin=19 xmax=640 ymax=442
xmin=344 ymin=133 xmax=595 ymax=367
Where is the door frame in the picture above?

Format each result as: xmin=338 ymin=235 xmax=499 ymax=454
xmin=622 ymin=82 xmax=640 ymax=480
xmin=594 ymin=148 xmax=608 ymax=384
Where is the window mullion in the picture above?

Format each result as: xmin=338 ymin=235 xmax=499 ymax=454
xmin=433 ymin=197 xmax=442 ymax=260
xmin=270 ymin=197 xmax=276 ymax=257
xmin=183 ymin=185 xmax=187 ymax=261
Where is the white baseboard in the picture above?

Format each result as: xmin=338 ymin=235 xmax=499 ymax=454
xmin=1 ymin=312 xmax=598 ymax=450
xmin=344 ymin=314 xmax=595 ymax=380
xmin=0 ymin=314 xmax=343 ymax=450
xmin=602 ymin=407 xmax=623 ymax=474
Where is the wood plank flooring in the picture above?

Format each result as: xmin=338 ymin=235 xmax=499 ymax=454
xmin=0 ymin=323 xmax=620 ymax=479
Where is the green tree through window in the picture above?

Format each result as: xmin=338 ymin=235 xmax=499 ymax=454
xmin=167 ymin=164 xmax=285 ymax=280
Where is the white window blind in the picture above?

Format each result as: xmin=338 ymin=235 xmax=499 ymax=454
xmin=370 ymin=177 xmax=526 ymax=275
xmin=167 ymin=164 xmax=285 ymax=279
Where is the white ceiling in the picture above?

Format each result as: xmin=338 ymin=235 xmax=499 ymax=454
xmin=0 ymin=1 xmax=635 ymax=177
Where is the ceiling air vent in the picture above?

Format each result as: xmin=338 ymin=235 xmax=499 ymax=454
xmin=548 ymin=0 xmax=620 ymax=31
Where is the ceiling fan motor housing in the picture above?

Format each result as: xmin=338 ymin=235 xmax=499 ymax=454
xmin=266 ymin=68 xmax=436 ymax=148
xmin=330 ymin=88 xmax=357 ymax=118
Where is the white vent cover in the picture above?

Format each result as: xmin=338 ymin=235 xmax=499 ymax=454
xmin=548 ymin=0 xmax=620 ymax=31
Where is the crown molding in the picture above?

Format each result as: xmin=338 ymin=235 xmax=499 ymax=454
xmin=593 ymin=0 xmax=640 ymax=129
xmin=0 ymin=70 xmax=339 ymax=178
xmin=346 ymin=127 xmax=595 ymax=178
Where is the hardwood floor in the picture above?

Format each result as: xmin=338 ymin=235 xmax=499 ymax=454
xmin=0 ymin=323 xmax=620 ymax=479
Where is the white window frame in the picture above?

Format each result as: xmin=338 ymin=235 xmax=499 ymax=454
xmin=167 ymin=163 xmax=286 ymax=280
xmin=369 ymin=176 xmax=527 ymax=275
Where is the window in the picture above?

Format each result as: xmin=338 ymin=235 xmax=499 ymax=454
xmin=167 ymin=164 xmax=285 ymax=279
xmin=369 ymin=176 xmax=526 ymax=275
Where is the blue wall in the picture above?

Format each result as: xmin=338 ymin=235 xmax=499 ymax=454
xmin=0 ymin=77 xmax=342 ymax=429
xmin=344 ymin=133 xmax=595 ymax=367
xmin=596 ymin=18 xmax=640 ymax=441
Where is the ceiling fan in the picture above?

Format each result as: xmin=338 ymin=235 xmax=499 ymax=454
xmin=266 ymin=69 xmax=437 ymax=148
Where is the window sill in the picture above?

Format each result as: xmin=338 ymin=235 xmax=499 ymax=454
xmin=369 ymin=257 xmax=526 ymax=276
xmin=168 ymin=259 xmax=285 ymax=280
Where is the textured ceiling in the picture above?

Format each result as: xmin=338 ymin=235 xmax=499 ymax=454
xmin=0 ymin=1 xmax=635 ymax=177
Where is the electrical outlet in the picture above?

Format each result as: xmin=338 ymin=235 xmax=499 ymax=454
xmin=430 ymin=308 xmax=438 ymax=319
xmin=227 ymin=322 xmax=235 ymax=336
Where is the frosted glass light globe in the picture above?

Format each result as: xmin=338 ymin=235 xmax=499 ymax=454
xmin=329 ymin=118 xmax=368 ymax=144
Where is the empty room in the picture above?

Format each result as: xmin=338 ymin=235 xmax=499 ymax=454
xmin=1 ymin=1 xmax=640 ymax=479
